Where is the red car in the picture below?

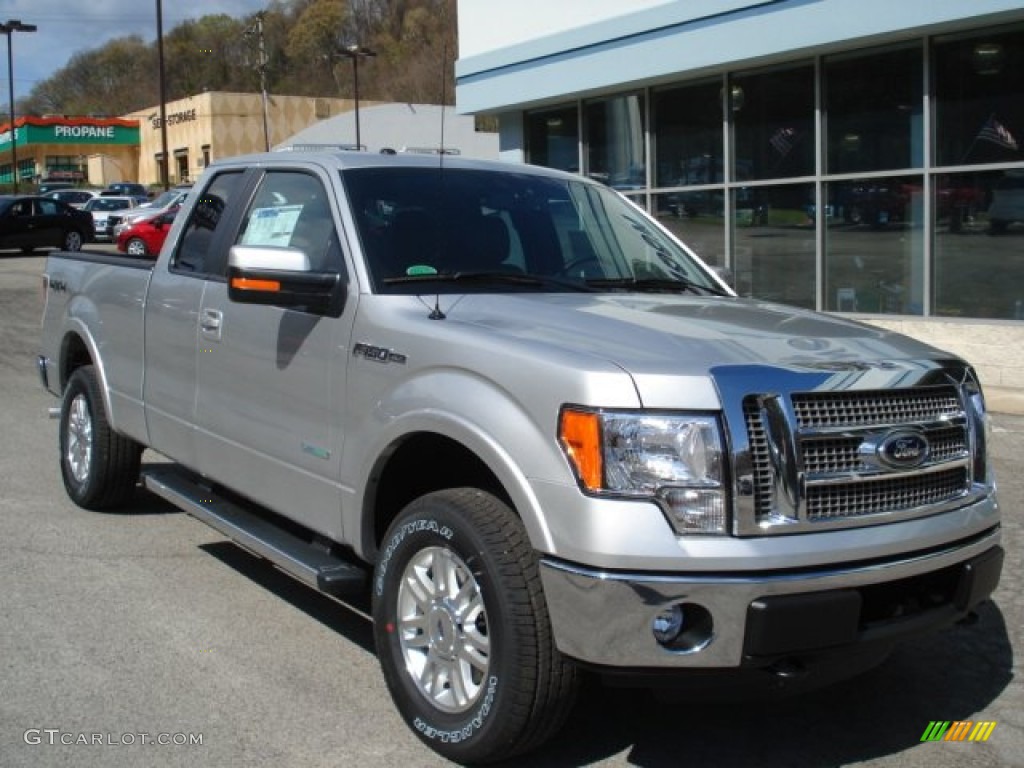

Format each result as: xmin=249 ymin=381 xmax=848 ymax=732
xmin=116 ymin=206 xmax=179 ymax=257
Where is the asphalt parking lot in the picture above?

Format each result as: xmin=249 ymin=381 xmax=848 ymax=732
xmin=1 ymin=249 xmax=1021 ymax=767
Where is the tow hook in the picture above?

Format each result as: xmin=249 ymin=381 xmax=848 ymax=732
xmin=768 ymin=658 xmax=807 ymax=680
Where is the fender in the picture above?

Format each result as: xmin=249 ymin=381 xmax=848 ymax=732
xmin=344 ymin=366 xmax=641 ymax=561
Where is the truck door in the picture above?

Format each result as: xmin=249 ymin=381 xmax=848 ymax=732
xmin=143 ymin=169 xmax=251 ymax=468
xmin=193 ymin=168 xmax=352 ymax=540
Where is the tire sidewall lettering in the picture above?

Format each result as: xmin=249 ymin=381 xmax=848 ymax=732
xmin=374 ymin=517 xmax=453 ymax=597
xmin=374 ymin=504 xmax=501 ymax=749
xmin=412 ymin=674 xmax=499 ymax=744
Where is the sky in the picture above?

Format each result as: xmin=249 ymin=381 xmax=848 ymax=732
xmin=1 ymin=0 xmax=270 ymax=102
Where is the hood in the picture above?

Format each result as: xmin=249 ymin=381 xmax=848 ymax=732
xmin=440 ymin=293 xmax=960 ymax=406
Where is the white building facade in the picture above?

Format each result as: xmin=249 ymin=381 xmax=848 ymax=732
xmin=455 ymin=0 xmax=1024 ymax=408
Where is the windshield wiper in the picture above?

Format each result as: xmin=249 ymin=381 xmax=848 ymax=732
xmin=586 ymin=277 xmax=729 ymax=297
xmin=382 ymin=271 xmax=599 ymax=292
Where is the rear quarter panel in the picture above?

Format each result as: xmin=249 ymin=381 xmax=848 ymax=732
xmin=42 ymin=252 xmax=155 ymax=444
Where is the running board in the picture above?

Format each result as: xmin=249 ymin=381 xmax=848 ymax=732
xmin=143 ymin=466 xmax=368 ymax=597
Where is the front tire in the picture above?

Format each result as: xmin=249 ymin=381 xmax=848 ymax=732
xmin=126 ymin=238 xmax=148 ymax=257
xmin=373 ymin=489 xmax=578 ymax=764
xmin=59 ymin=365 xmax=142 ymax=509
xmin=63 ymin=229 xmax=84 ymax=252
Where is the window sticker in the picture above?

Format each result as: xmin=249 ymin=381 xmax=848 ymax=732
xmin=240 ymin=204 xmax=304 ymax=246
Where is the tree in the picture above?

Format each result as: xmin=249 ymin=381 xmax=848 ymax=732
xmin=17 ymin=0 xmax=459 ymax=118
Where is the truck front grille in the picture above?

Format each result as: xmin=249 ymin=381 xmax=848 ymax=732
xmin=792 ymin=389 xmax=962 ymax=428
xmin=740 ymin=383 xmax=974 ymax=533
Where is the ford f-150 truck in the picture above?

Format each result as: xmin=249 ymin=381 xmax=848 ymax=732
xmin=38 ymin=151 xmax=1003 ymax=764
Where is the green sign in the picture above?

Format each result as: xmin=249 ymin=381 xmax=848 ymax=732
xmin=0 ymin=122 xmax=139 ymax=149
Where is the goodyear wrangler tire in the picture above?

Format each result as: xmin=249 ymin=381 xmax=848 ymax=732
xmin=373 ymin=488 xmax=578 ymax=764
xmin=59 ymin=365 xmax=142 ymax=510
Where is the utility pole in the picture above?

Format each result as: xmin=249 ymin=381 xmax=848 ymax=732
xmin=248 ymin=12 xmax=271 ymax=151
xmin=156 ymin=0 xmax=169 ymax=190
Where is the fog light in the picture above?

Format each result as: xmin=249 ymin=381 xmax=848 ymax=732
xmin=651 ymin=602 xmax=714 ymax=653
xmin=652 ymin=605 xmax=686 ymax=645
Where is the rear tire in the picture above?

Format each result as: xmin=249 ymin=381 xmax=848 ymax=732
xmin=59 ymin=365 xmax=142 ymax=509
xmin=373 ymin=488 xmax=578 ymax=764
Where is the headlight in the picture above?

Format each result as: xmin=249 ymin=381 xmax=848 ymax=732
xmin=559 ymin=408 xmax=727 ymax=534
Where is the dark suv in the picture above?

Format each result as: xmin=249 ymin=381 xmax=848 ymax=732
xmin=102 ymin=182 xmax=150 ymax=202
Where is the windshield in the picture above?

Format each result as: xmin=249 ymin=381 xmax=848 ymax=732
xmin=341 ymin=167 xmax=724 ymax=295
xmin=85 ymin=198 xmax=131 ymax=211
xmin=148 ymin=188 xmax=187 ymax=208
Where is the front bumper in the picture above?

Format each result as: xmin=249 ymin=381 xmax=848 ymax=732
xmin=540 ymin=526 xmax=1002 ymax=669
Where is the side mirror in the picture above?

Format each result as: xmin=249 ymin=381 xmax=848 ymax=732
xmin=227 ymin=244 xmax=344 ymax=317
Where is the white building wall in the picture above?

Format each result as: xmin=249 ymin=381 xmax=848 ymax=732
xmin=456 ymin=0 xmax=1024 ymax=113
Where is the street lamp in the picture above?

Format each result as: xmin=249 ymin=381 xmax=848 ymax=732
xmin=338 ymin=45 xmax=376 ymax=150
xmin=1 ymin=19 xmax=37 ymax=194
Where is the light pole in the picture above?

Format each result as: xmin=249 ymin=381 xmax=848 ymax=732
xmin=1 ymin=19 xmax=37 ymax=194
xmin=338 ymin=45 xmax=375 ymax=150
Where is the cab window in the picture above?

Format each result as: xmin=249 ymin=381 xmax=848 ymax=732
xmin=236 ymin=171 xmax=343 ymax=273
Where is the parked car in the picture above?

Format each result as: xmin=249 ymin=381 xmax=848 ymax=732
xmin=103 ymin=181 xmax=150 ymax=199
xmin=0 ymin=195 xmax=94 ymax=253
xmin=36 ymin=180 xmax=77 ymax=196
xmin=44 ymin=188 xmax=104 ymax=209
xmin=110 ymin=184 xmax=192 ymax=238
xmin=116 ymin=205 xmax=180 ymax=257
xmin=83 ymin=195 xmax=139 ymax=241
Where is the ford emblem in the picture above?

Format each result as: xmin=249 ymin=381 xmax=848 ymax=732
xmin=877 ymin=430 xmax=929 ymax=469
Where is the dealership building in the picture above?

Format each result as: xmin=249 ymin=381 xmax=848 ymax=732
xmin=455 ymin=0 xmax=1024 ymax=408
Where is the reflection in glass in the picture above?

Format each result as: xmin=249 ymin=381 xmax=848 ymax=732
xmin=733 ymin=65 xmax=814 ymax=180
xmin=935 ymin=28 xmax=1024 ymax=167
xmin=825 ymin=45 xmax=922 ymax=173
xmin=526 ymin=106 xmax=579 ymax=173
xmin=653 ymin=81 xmax=724 ymax=188
xmin=935 ymin=170 xmax=1024 ymax=319
xmin=652 ymin=191 xmax=725 ymax=269
xmin=732 ymin=183 xmax=815 ymax=308
xmin=585 ymin=93 xmax=646 ymax=190
xmin=825 ymin=176 xmax=924 ymax=315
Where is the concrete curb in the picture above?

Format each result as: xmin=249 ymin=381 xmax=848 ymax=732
xmin=985 ymin=386 xmax=1024 ymax=416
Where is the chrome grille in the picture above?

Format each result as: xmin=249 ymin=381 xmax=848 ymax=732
xmin=741 ymin=384 xmax=973 ymax=532
xmin=793 ymin=389 xmax=962 ymax=428
xmin=806 ymin=467 xmax=969 ymax=520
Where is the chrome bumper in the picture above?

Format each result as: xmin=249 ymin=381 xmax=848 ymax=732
xmin=37 ymin=355 xmax=51 ymax=391
xmin=540 ymin=525 xmax=1002 ymax=669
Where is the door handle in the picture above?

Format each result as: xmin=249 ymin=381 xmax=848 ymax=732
xmin=200 ymin=308 xmax=222 ymax=340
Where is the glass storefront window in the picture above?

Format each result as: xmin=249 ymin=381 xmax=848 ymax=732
xmin=653 ymin=81 xmax=724 ymax=188
xmin=825 ymin=45 xmax=923 ymax=173
xmin=733 ymin=65 xmax=814 ymax=181
xmin=526 ymin=105 xmax=579 ymax=173
xmin=652 ymin=191 xmax=726 ymax=269
xmin=935 ymin=170 xmax=1024 ymax=319
xmin=935 ymin=28 xmax=1024 ymax=167
xmin=733 ymin=183 xmax=815 ymax=308
xmin=825 ymin=176 xmax=924 ymax=315
xmin=584 ymin=93 xmax=646 ymax=191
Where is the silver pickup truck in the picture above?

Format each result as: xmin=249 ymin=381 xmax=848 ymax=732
xmin=39 ymin=151 xmax=1003 ymax=763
